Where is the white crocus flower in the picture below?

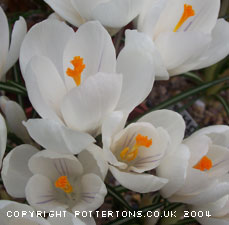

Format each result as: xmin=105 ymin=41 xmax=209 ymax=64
xmin=158 ymin=125 xmax=229 ymax=205
xmin=0 ymin=201 xmax=95 ymax=225
xmin=0 ymin=6 xmax=27 ymax=80
xmin=20 ymin=20 xmax=155 ymax=154
xmin=0 ymin=96 xmax=32 ymax=144
xmin=102 ymin=109 xmax=185 ymax=193
xmin=43 ymin=0 xmax=144 ymax=33
xmin=1 ymin=143 xmax=107 ymax=212
xmin=191 ymin=194 xmax=229 ymax=225
xmin=0 ymin=113 xmax=7 ymax=169
xmin=137 ymin=0 xmax=229 ymax=76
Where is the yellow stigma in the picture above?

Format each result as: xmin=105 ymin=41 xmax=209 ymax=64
xmin=174 ymin=4 xmax=195 ymax=32
xmin=55 ymin=176 xmax=73 ymax=193
xmin=66 ymin=56 xmax=85 ymax=86
xmin=120 ymin=134 xmax=152 ymax=162
xmin=193 ymin=156 xmax=213 ymax=171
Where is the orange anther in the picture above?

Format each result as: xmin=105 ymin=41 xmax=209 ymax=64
xmin=55 ymin=176 xmax=73 ymax=193
xmin=193 ymin=156 xmax=213 ymax=171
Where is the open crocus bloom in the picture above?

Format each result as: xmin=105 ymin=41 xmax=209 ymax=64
xmin=0 ymin=113 xmax=7 ymax=169
xmin=20 ymin=19 xmax=155 ymax=154
xmin=43 ymin=0 xmax=144 ymax=32
xmin=0 ymin=201 xmax=95 ymax=225
xmin=191 ymin=193 xmax=229 ymax=225
xmin=0 ymin=6 xmax=27 ymax=80
xmin=102 ymin=109 xmax=185 ymax=193
xmin=1 ymin=143 xmax=107 ymax=212
xmin=137 ymin=0 xmax=229 ymax=76
xmin=158 ymin=125 xmax=229 ymax=205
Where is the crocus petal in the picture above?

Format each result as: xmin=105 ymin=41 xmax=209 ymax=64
xmin=72 ymin=173 xmax=107 ymax=212
xmin=28 ymin=150 xmax=83 ymax=181
xmin=157 ymin=144 xmax=190 ymax=198
xmin=44 ymin=0 xmax=84 ymax=27
xmin=109 ymin=165 xmax=168 ymax=193
xmin=78 ymin=144 xmax=108 ymax=180
xmin=1 ymin=144 xmax=39 ymax=198
xmin=196 ymin=217 xmax=229 ymax=225
xmin=26 ymin=55 xmax=67 ymax=120
xmin=170 ymin=174 xmax=229 ymax=205
xmin=3 ymin=17 xmax=27 ymax=75
xmin=116 ymin=39 xmax=155 ymax=112
xmin=155 ymin=31 xmax=211 ymax=73
xmin=0 ymin=96 xmax=32 ymax=143
xmin=139 ymin=109 xmax=185 ymax=151
xmin=61 ymin=72 xmax=122 ymax=135
xmin=124 ymin=29 xmax=169 ymax=80
xmin=183 ymin=134 xmax=211 ymax=167
xmin=0 ymin=113 xmax=7 ymax=169
xmin=0 ymin=6 xmax=9 ymax=76
xmin=26 ymin=174 xmax=67 ymax=211
xmin=63 ymin=21 xmax=116 ymax=90
xmin=92 ymin=0 xmax=143 ymax=28
xmin=10 ymin=217 xmax=50 ymax=225
xmin=24 ymin=119 xmax=95 ymax=154
xmin=193 ymin=19 xmax=229 ymax=70
xmin=24 ymin=57 xmax=64 ymax=124
xmin=20 ymin=19 xmax=74 ymax=80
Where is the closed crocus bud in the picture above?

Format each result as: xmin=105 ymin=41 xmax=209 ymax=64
xmin=20 ymin=20 xmax=155 ymax=154
xmin=0 ymin=6 xmax=27 ymax=80
xmin=159 ymin=125 xmax=229 ymax=206
xmin=102 ymin=109 xmax=185 ymax=193
xmin=137 ymin=0 xmax=229 ymax=77
xmin=0 ymin=113 xmax=7 ymax=169
xmin=43 ymin=0 xmax=145 ymax=33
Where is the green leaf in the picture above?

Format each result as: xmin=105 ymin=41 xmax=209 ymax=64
xmin=213 ymin=94 xmax=229 ymax=116
xmin=132 ymin=76 xmax=229 ymax=122
xmin=172 ymin=218 xmax=197 ymax=225
xmin=182 ymin=72 xmax=204 ymax=84
xmin=0 ymin=82 xmax=27 ymax=96
xmin=106 ymin=183 xmax=133 ymax=212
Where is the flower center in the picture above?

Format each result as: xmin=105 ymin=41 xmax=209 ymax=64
xmin=173 ymin=4 xmax=195 ymax=32
xmin=193 ymin=156 xmax=213 ymax=171
xmin=55 ymin=176 xmax=73 ymax=193
xmin=120 ymin=134 xmax=152 ymax=162
xmin=66 ymin=56 xmax=86 ymax=86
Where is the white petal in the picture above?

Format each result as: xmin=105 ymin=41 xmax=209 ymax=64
xmin=0 ymin=113 xmax=7 ymax=169
xmin=0 ymin=6 xmax=9 ymax=77
xmin=193 ymin=19 xmax=229 ymax=70
xmin=92 ymin=0 xmax=144 ymax=28
xmin=10 ymin=217 xmax=50 ymax=225
xmin=61 ymin=72 xmax=122 ymax=135
xmin=3 ymin=17 xmax=27 ymax=75
xmin=155 ymin=31 xmax=211 ymax=73
xmin=24 ymin=119 xmax=95 ymax=155
xmin=78 ymin=144 xmax=108 ymax=181
xmin=1 ymin=144 xmax=39 ymax=198
xmin=44 ymin=0 xmax=84 ymax=27
xmin=124 ymin=29 xmax=169 ymax=80
xmin=24 ymin=57 xmax=64 ymax=123
xmin=20 ymin=19 xmax=74 ymax=79
xmin=139 ymin=109 xmax=185 ymax=150
xmin=183 ymin=134 xmax=211 ymax=167
xmin=28 ymin=150 xmax=83 ymax=181
xmin=157 ymin=144 xmax=190 ymax=198
xmin=0 ymin=96 xmax=31 ymax=143
xmin=26 ymin=174 xmax=67 ymax=211
xmin=110 ymin=165 xmax=168 ymax=193
xmin=63 ymin=21 xmax=116 ymax=90
xmin=196 ymin=217 xmax=229 ymax=225
xmin=116 ymin=40 xmax=155 ymax=112
xmin=72 ymin=173 xmax=107 ymax=212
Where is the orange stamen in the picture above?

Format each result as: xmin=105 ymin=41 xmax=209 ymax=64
xmin=66 ymin=56 xmax=85 ymax=86
xmin=174 ymin=4 xmax=195 ymax=32
xmin=55 ymin=176 xmax=73 ymax=193
xmin=120 ymin=133 xmax=152 ymax=162
xmin=193 ymin=156 xmax=213 ymax=171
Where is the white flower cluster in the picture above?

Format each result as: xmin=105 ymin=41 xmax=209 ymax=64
xmin=0 ymin=0 xmax=229 ymax=224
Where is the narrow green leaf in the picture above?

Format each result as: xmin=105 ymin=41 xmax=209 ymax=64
xmin=182 ymin=72 xmax=204 ymax=84
xmin=172 ymin=218 xmax=197 ymax=225
xmin=106 ymin=183 xmax=133 ymax=212
xmin=213 ymin=94 xmax=229 ymax=116
xmin=0 ymin=83 xmax=27 ymax=96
